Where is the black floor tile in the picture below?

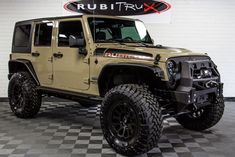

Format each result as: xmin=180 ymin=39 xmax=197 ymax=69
xmin=0 ymin=101 xmax=234 ymax=157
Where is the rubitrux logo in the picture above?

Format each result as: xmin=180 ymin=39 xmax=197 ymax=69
xmin=64 ymin=0 xmax=171 ymax=16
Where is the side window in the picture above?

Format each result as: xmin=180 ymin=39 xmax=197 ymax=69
xmin=58 ymin=21 xmax=84 ymax=47
xmin=34 ymin=23 xmax=53 ymax=46
xmin=14 ymin=25 xmax=31 ymax=47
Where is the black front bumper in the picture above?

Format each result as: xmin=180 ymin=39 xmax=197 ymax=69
xmin=165 ymin=57 xmax=223 ymax=111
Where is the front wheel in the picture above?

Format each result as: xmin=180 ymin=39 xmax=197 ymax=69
xmin=100 ymin=84 xmax=163 ymax=156
xmin=8 ymin=72 xmax=42 ymax=118
xmin=176 ymin=96 xmax=224 ymax=131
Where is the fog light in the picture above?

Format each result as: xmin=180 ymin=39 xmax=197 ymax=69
xmin=200 ymin=69 xmax=212 ymax=78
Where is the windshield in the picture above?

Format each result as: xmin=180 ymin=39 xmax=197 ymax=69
xmin=88 ymin=18 xmax=153 ymax=44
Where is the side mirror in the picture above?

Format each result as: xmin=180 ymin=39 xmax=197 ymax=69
xmin=69 ymin=35 xmax=87 ymax=55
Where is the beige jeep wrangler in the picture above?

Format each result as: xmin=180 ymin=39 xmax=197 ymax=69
xmin=8 ymin=15 xmax=224 ymax=156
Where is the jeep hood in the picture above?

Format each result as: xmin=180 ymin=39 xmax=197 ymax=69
xmin=95 ymin=44 xmax=208 ymax=62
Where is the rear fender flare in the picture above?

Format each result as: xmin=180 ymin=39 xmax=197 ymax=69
xmin=8 ymin=59 xmax=40 ymax=85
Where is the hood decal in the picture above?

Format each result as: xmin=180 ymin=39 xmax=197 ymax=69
xmin=95 ymin=48 xmax=154 ymax=61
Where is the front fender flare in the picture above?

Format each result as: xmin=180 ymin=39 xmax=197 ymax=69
xmin=98 ymin=63 xmax=164 ymax=96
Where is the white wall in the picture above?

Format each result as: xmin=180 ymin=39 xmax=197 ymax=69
xmin=147 ymin=0 xmax=235 ymax=97
xmin=0 ymin=0 xmax=63 ymax=97
xmin=0 ymin=0 xmax=235 ymax=97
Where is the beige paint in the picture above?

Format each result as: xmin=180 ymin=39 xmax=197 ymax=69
xmin=52 ymin=18 xmax=90 ymax=91
xmin=11 ymin=15 xmax=208 ymax=96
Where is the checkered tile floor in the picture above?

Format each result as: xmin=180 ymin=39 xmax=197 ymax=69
xmin=0 ymin=101 xmax=234 ymax=157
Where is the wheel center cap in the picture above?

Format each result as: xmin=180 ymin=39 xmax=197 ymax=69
xmin=120 ymin=116 xmax=128 ymax=127
xmin=123 ymin=117 xmax=127 ymax=123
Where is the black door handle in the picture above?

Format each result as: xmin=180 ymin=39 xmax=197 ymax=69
xmin=53 ymin=53 xmax=63 ymax=58
xmin=32 ymin=52 xmax=40 ymax=57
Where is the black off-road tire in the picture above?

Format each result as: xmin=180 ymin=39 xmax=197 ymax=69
xmin=100 ymin=84 xmax=163 ymax=156
xmin=8 ymin=72 xmax=42 ymax=118
xmin=176 ymin=97 xmax=224 ymax=131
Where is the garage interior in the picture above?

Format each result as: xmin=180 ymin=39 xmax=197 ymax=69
xmin=0 ymin=100 xmax=233 ymax=157
xmin=0 ymin=0 xmax=235 ymax=157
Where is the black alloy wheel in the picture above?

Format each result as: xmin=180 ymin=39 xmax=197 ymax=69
xmin=108 ymin=101 xmax=139 ymax=147
xmin=11 ymin=84 xmax=25 ymax=113
xmin=8 ymin=72 xmax=42 ymax=118
xmin=100 ymin=84 xmax=163 ymax=156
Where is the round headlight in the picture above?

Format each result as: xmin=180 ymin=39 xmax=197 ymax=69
xmin=167 ymin=60 xmax=176 ymax=76
xmin=167 ymin=60 xmax=177 ymax=89
xmin=167 ymin=61 xmax=174 ymax=69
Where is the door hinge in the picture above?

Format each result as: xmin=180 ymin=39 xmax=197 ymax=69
xmin=83 ymin=78 xmax=90 ymax=84
xmin=48 ymin=74 xmax=53 ymax=80
xmin=84 ymin=58 xmax=90 ymax=64
xmin=48 ymin=56 xmax=53 ymax=62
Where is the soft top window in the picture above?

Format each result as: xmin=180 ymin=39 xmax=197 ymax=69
xmin=12 ymin=24 xmax=32 ymax=53
xmin=14 ymin=25 xmax=31 ymax=47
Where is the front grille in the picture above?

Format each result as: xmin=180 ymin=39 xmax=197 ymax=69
xmin=188 ymin=59 xmax=219 ymax=80
xmin=167 ymin=56 xmax=220 ymax=90
xmin=168 ymin=56 xmax=219 ymax=78
xmin=169 ymin=56 xmax=210 ymax=62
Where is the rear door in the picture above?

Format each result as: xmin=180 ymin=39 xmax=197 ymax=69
xmin=31 ymin=21 xmax=54 ymax=86
xmin=52 ymin=19 xmax=90 ymax=91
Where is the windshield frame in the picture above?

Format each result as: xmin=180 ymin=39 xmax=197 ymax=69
xmin=87 ymin=17 xmax=153 ymax=44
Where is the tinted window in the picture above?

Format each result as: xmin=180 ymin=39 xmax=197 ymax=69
xmin=88 ymin=18 xmax=152 ymax=44
xmin=95 ymin=28 xmax=112 ymax=40
xmin=14 ymin=25 xmax=31 ymax=47
xmin=121 ymin=27 xmax=141 ymax=41
xmin=34 ymin=23 xmax=53 ymax=46
xmin=58 ymin=21 xmax=84 ymax=47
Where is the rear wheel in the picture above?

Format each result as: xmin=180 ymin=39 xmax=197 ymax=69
xmin=176 ymin=96 xmax=224 ymax=131
xmin=8 ymin=72 xmax=42 ymax=118
xmin=100 ymin=84 xmax=163 ymax=156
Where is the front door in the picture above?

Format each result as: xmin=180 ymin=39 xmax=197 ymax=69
xmin=52 ymin=19 xmax=90 ymax=91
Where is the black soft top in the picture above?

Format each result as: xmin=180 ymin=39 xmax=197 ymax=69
xmin=15 ymin=15 xmax=83 ymax=25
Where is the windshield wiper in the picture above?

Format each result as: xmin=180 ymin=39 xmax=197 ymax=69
xmin=96 ymin=39 xmax=158 ymax=48
xmin=97 ymin=39 xmax=127 ymax=45
xmin=106 ymin=39 xmax=151 ymax=46
xmin=130 ymin=41 xmax=154 ymax=47
xmin=131 ymin=41 xmax=165 ymax=48
xmin=109 ymin=39 xmax=128 ymax=45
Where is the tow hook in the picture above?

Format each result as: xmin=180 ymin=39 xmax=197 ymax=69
xmin=205 ymin=80 xmax=218 ymax=88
